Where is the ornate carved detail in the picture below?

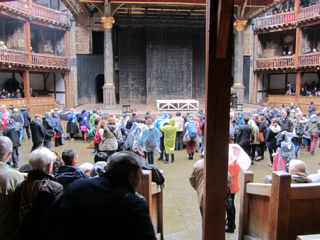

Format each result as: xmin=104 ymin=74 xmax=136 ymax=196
xmin=243 ymin=32 xmax=253 ymax=56
xmin=101 ymin=17 xmax=115 ymax=29
xmin=75 ymin=29 xmax=92 ymax=54
xmin=234 ymin=20 xmax=247 ymax=32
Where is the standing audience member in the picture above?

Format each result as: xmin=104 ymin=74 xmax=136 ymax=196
xmin=88 ymin=117 xmax=101 ymax=154
xmin=265 ymin=118 xmax=281 ymax=167
xmin=14 ymin=147 xmax=63 ymax=240
xmin=248 ymin=119 xmax=260 ymax=165
xmin=42 ymin=112 xmax=54 ymax=149
xmin=1 ymin=105 xmax=10 ymax=131
xmin=256 ymin=116 xmax=268 ymax=161
xmin=20 ymin=105 xmax=31 ymax=140
xmin=0 ymin=136 xmax=24 ymax=240
xmin=161 ymin=118 xmax=179 ymax=164
xmin=51 ymin=112 xmax=64 ymax=147
xmin=3 ymin=119 xmax=20 ymax=168
xmin=292 ymin=113 xmax=308 ymax=158
xmin=226 ymin=158 xmax=240 ymax=233
xmin=304 ymin=112 xmax=320 ymax=156
xmin=89 ymin=110 xmax=98 ymax=127
xmin=200 ymin=116 xmax=205 ymax=157
xmin=278 ymin=111 xmax=293 ymax=132
xmin=54 ymin=148 xmax=88 ymax=189
xmin=236 ymin=117 xmax=254 ymax=157
xmin=45 ymin=152 xmax=156 ymax=240
xmin=141 ymin=118 xmax=162 ymax=165
xmin=145 ymin=111 xmax=153 ymax=121
xmin=184 ymin=115 xmax=199 ymax=160
xmin=153 ymin=112 xmax=169 ymax=161
xmin=100 ymin=118 xmax=119 ymax=156
xmin=307 ymin=101 xmax=316 ymax=118
xmin=237 ymin=112 xmax=244 ymax=126
xmin=126 ymin=112 xmax=138 ymax=130
xmin=10 ymin=108 xmax=24 ymax=143
xmin=66 ymin=108 xmax=79 ymax=141
xmin=175 ymin=111 xmax=184 ymax=151
xmin=30 ymin=114 xmax=45 ymax=152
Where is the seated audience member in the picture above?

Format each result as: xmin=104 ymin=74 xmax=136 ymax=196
xmin=54 ymin=148 xmax=88 ymax=189
xmin=289 ymin=160 xmax=312 ymax=183
xmin=14 ymin=147 xmax=63 ymax=240
xmin=51 ymin=149 xmax=64 ymax=173
xmin=0 ymin=136 xmax=24 ymax=240
xmin=90 ymin=152 xmax=108 ymax=178
xmin=78 ymin=162 xmax=93 ymax=177
xmin=45 ymin=151 xmax=156 ymax=240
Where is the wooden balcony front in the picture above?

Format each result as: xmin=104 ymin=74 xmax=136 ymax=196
xmin=298 ymin=53 xmax=320 ymax=68
xmin=0 ymin=50 xmax=69 ymax=70
xmin=0 ymin=49 xmax=28 ymax=66
xmin=0 ymin=1 xmax=68 ymax=27
xmin=254 ymin=12 xmax=296 ymax=30
xmin=31 ymin=53 xmax=68 ymax=70
xmin=255 ymin=56 xmax=296 ymax=70
xmin=298 ymin=4 xmax=320 ymax=23
xmin=0 ymin=1 xmax=30 ymax=16
xmin=32 ymin=3 xmax=68 ymax=25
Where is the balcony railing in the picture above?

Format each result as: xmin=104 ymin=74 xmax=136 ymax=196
xmin=0 ymin=1 xmax=29 ymax=15
xmin=255 ymin=56 xmax=296 ymax=69
xmin=298 ymin=4 xmax=320 ymax=21
xmin=298 ymin=53 xmax=320 ymax=66
xmin=0 ymin=49 xmax=28 ymax=65
xmin=32 ymin=3 xmax=68 ymax=24
xmin=0 ymin=1 xmax=68 ymax=25
xmin=31 ymin=53 xmax=68 ymax=68
xmin=255 ymin=12 xmax=296 ymax=29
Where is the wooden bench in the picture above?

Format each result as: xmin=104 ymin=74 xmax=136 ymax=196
xmin=156 ymin=99 xmax=199 ymax=111
xmin=137 ymin=170 xmax=164 ymax=240
xmin=239 ymin=171 xmax=320 ymax=240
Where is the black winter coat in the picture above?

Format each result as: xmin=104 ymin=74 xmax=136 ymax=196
xmin=20 ymin=108 xmax=31 ymax=127
xmin=30 ymin=119 xmax=45 ymax=145
xmin=3 ymin=124 xmax=20 ymax=147
xmin=236 ymin=123 xmax=254 ymax=146
xmin=45 ymin=171 xmax=156 ymax=240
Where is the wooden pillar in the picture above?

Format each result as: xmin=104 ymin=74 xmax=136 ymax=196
xmin=296 ymin=27 xmax=301 ymax=66
xmin=268 ymin=171 xmax=291 ymax=240
xmin=24 ymin=21 xmax=31 ymax=64
xmin=204 ymin=0 xmax=234 ymax=239
xmin=63 ymin=73 xmax=69 ymax=108
xmin=254 ymin=72 xmax=259 ymax=104
xmin=54 ymin=73 xmax=56 ymax=100
xmin=296 ymin=70 xmax=302 ymax=105
xmin=65 ymin=31 xmax=69 ymax=63
xmin=23 ymin=70 xmax=30 ymax=107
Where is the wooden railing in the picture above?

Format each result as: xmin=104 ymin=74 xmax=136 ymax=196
xmin=31 ymin=53 xmax=68 ymax=68
xmin=0 ymin=49 xmax=28 ymax=65
xmin=0 ymin=1 xmax=29 ymax=14
xmin=32 ymin=3 xmax=68 ymax=24
xmin=255 ymin=56 xmax=295 ymax=69
xmin=298 ymin=53 xmax=320 ymax=67
xmin=255 ymin=11 xmax=295 ymax=29
xmin=298 ymin=3 xmax=320 ymax=21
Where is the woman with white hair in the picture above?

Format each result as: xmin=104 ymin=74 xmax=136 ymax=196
xmin=14 ymin=147 xmax=63 ymax=240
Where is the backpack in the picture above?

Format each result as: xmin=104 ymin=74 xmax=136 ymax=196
xmin=77 ymin=114 xmax=84 ymax=124
xmin=93 ymin=129 xmax=101 ymax=144
xmin=67 ymin=113 xmax=73 ymax=122
xmin=188 ymin=122 xmax=198 ymax=138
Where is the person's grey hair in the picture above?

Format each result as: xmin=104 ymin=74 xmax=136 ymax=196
xmin=45 ymin=112 xmax=51 ymax=117
xmin=0 ymin=136 xmax=12 ymax=162
xmin=35 ymin=114 xmax=41 ymax=119
xmin=106 ymin=151 xmax=145 ymax=177
xmin=28 ymin=147 xmax=55 ymax=172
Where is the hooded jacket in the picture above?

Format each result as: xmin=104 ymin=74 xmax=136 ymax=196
xmin=3 ymin=123 xmax=20 ymax=147
xmin=160 ymin=118 xmax=179 ymax=154
xmin=265 ymin=124 xmax=281 ymax=149
xmin=141 ymin=124 xmax=162 ymax=153
xmin=89 ymin=113 xmax=98 ymax=126
xmin=51 ymin=112 xmax=63 ymax=135
xmin=30 ymin=119 xmax=45 ymax=145
xmin=153 ymin=112 xmax=169 ymax=130
xmin=54 ymin=165 xmax=88 ymax=190
xmin=304 ymin=116 xmax=320 ymax=133
xmin=278 ymin=117 xmax=293 ymax=132
xmin=20 ymin=108 xmax=31 ymax=127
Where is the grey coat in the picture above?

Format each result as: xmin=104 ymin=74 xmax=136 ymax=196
xmin=100 ymin=126 xmax=118 ymax=151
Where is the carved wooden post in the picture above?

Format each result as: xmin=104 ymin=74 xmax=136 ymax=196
xmin=23 ymin=70 xmax=30 ymax=107
xmin=239 ymin=170 xmax=254 ymax=240
xmin=268 ymin=171 xmax=291 ymax=240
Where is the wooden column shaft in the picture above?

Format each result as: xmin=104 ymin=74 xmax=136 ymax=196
xmin=24 ymin=21 xmax=31 ymax=64
xmin=23 ymin=70 xmax=30 ymax=107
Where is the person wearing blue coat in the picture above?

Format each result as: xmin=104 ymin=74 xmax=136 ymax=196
xmin=51 ymin=112 xmax=63 ymax=147
xmin=153 ymin=111 xmax=169 ymax=161
xmin=66 ymin=108 xmax=79 ymax=141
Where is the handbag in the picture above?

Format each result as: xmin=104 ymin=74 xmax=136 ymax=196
xmin=226 ymin=187 xmax=233 ymax=211
xmin=259 ymin=132 xmax=265 ymax=142
xmin=109 ymin=127 xmax=125 ymax=150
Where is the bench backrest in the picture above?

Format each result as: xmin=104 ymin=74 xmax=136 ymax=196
xmin=239 ymin=171 xmax=320 ymax=240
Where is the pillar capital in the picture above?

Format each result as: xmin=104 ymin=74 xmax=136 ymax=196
xmin=101 ymin=17 xmax=115 ymax=29
xmin=234 ymin=20 xmax=247 ymax=32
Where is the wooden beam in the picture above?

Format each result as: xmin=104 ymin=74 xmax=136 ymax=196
xmin=204 ymin=0 xmax=234 ymax=239
xmin=216 ymin=0 xmax=234 ymax=58
xmin=240 ymin=0 xmax=249 ymax=20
